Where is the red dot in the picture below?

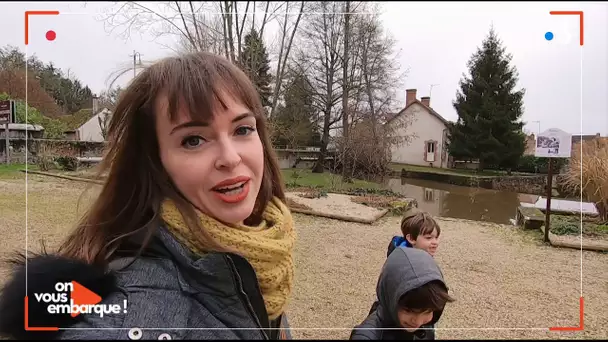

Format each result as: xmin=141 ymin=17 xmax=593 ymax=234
xmin=45 ymin=30 xmax=56 ymax=41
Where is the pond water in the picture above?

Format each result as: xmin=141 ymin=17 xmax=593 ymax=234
xmin=384 ymin=178 xmax=542 ymax=225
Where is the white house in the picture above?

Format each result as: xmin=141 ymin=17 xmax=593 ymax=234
xmin=386 ymin=89 xmax=450 ymax=168
xmin=73 ymin=108 xmax=111 ymax=142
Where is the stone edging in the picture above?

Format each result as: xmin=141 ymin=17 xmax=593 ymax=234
xmin=540 ymin=225 xmax=608 ymax=252
xmin=20 ymin=170 xmax=104 ymax=185
xmin=397 ymin=169 xmax=548 ymax=195
xmin=290 ymin=207 xmax=389 ymax=224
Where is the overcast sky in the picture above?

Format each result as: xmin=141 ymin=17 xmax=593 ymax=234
xmin=1 ymin=1 xmax=606 ymax=136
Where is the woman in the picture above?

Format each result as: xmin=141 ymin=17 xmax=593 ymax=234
xmin=0 ymin=52 xmax=296 ymax=340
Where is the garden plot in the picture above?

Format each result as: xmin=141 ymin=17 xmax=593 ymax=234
xmin=285 ymin=191 xmax=388 ymax=224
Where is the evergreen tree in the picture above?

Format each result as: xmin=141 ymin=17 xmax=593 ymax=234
xmin=447 ymin=27 xmax=526 ymax=171
xmin=238 ymin=29 xmax=272 ymax=108
xmin=272 ymin=71 xmax=319 ymax=147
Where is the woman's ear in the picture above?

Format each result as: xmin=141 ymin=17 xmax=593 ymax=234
xmin=405 ymin=234 xmax=416 ymax=245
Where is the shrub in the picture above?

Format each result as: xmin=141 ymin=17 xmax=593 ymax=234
xmin=55 ymin=156 xmax=78 ymax=171
xmin=561 ymin=138 xmax=608 ymax=222
xmin=550 ymin=215 xmax=608 ymax=237
xmin=336 ymin=115 xmax=414 ymax=180
xmin=550 ymin=216 xmax=580 ymax=236
xmin=36 ymin=156 xmax=54 ymax=171
xmin=514 ymin=155 xmax=569 ymax=174
xmin=35 ymin=143 xmax=58 ymax=172
xmin=288 ymin=169 xmax=303 ymax=188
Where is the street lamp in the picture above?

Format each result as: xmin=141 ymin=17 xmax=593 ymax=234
xmin=130 ymin=50 xmax=143 ymax=78
xmin=429 ymin=84 xmax=440 ymax=98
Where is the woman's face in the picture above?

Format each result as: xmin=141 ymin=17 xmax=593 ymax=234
xmin=155 ymin=93 xmax=264 ymax=225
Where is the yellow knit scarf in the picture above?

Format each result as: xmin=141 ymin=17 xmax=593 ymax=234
xmin=160 ymin=197 xmax=296 ymax=321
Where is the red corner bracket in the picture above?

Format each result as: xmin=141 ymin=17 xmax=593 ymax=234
xmin=549 ymin=11 xmax=584 ymax=46
xmin=25 ymin=10 xmax=60 ymax=45
xmin=550 ymin=297 xmax=584 ymax=331
xmin=24 ymin=296 xmax=59 ymax=331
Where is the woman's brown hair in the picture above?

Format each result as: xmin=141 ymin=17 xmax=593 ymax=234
xmin=58 ymin=52 xmax=285 ymax=266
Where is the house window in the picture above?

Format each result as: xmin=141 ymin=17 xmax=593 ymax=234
xmin=425 ymin=141 xmax=437 ymax=163
xmin=427 ymin=141 xmax=435 ymax=154
xmin=424 ymin=188 xmax=434 ymax=202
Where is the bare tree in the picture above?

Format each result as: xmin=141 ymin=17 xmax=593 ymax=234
xmin=98 ymin=111 xmax=111 ymax=140
xmin=355 ymin=4 xmax=407 ymax=143
xmin=99 ymin=1 xmax=303 ymax=118
xmin=341 ymin=1 xmax=352 ymax=181
xmin=267 ymin=2 xmax=305 ymax=118
xmin=331 ymin=3 xmax=413 ymax=180
xmin=97 ymin=86 xmax=123 ymax=111
xmin=294 ymin=2 xmax=346 ymax=173
xmin=98 ymin=2 xmax=285 ymax=55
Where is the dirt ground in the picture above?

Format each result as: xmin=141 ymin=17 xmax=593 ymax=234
xmin=1 ymin=175 xmax=607 ymax=340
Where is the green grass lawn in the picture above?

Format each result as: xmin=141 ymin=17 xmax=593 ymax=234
xmin=0 ymin=163 xmax=39 ymax=179
xmin=281 ymin=168 xmax=380 ymax=190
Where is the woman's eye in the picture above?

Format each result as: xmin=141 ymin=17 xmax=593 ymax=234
xmin=235 ymin=126 xmax=255 ymax=136
xmin=182 ymin=136 xmax=205 ymax=148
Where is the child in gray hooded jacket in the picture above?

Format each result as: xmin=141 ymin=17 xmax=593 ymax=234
xmin=350 ymin=247 xmax=454 ymax=340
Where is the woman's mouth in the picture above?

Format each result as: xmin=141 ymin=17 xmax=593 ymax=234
xmin=214 ymin=181 xmax=247 ymax=194
xmin=212 ymin=177 xmax=251 ymax=203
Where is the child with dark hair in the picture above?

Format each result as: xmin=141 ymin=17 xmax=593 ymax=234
xmin=387 ymin=207 xmax=441 ymax=257
xmin=350 ymin=248 xmax=454 ymax=340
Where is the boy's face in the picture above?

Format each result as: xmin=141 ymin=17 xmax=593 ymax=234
xmin=397 ymin=308 xmax=434 ymax=332
xmin=406 ymin=228 xmax=440 ymax=256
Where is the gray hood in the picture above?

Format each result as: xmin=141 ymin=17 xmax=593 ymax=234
xmin=376 ymin=247 xmax=446 ymax=326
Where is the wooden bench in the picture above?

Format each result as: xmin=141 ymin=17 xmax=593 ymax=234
xmin=516 ymin=206 xmax=545 ymax=230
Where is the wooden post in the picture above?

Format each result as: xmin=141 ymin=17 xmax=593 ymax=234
xmin=1 ymin=100 xmax=13 ymax=164
xmin=544 ymin=158 xmax=554 ymax=243
xmin=4 ymin=122 xmax=8 ymax=165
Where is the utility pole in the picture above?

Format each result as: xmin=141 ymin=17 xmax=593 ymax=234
xmin=129 ymin=50 xmax=143 ymax=79
xmin=429 ymin=84 xmax=440 ymax=98
xmin=531 ymin=121 xmax=541 ymax=136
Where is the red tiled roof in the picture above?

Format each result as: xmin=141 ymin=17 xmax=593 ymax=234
xmin=385 ymin=99 xmax=449 ymax=125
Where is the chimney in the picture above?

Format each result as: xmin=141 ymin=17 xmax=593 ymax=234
xmin=92 ymin=94 xmax=99 ymax=114
xmin=421 ymin=96 xmax=431 ymax=108
xmin=406 ymin=89 xmax=417 ymax=106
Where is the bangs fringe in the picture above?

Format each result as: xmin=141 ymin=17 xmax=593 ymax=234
xmin=398 ymin=280 xmax=454 ymax=312
xmin=144 ymin=53 xmax=260 ymax=124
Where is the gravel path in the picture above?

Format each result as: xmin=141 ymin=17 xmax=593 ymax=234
xmin=286 ymin=215 xmax=608 ymax=340
xmin=1 ymin=177 xmax=606 ymax=339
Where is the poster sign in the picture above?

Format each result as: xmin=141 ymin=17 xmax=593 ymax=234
xmin=535 ymin=128 xmax=572 ymax=158
xmin=0 ymin=100 xmax=13 ymax=125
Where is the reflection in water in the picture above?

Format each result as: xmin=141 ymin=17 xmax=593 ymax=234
xmin=385 ymin=178 xmax=523 ymax=225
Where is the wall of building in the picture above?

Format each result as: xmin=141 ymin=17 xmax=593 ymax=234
xmin=389 ymin=102 xmax=448 ymax=168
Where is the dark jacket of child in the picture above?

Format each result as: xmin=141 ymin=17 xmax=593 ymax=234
xmin=387 ymin=235 xmax=410 ymax=257
xmin=350 ymin=248 xmax=447 ymax=340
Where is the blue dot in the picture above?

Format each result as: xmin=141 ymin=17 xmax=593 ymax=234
xmin=545 ymin=32 xmax=554 ymax=41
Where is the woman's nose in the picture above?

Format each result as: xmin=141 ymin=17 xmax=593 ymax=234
xmin=214 ymin=137 xmax=241 ymax=170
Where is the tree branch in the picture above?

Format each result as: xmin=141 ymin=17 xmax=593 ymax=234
xmin=188 ymin=1 xmax=203 ymax=50
xmin=175 ymin=2 xmax=197 ymax=48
